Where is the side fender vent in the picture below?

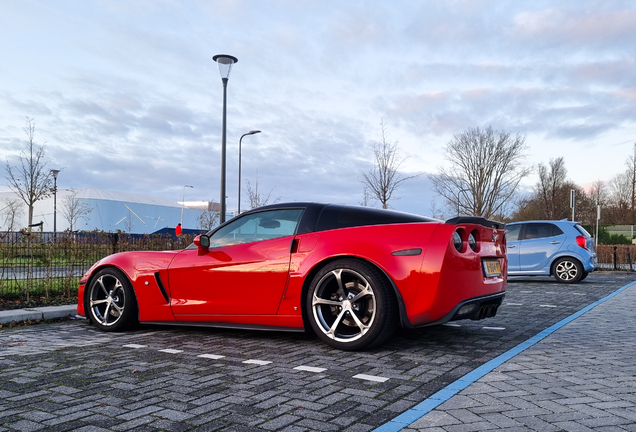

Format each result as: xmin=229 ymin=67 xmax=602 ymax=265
xmin=154 ymin=272 xmax=170 ymax=303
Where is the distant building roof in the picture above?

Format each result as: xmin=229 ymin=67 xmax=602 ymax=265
xmin=70 ymin=188 xmax=182 ymax=207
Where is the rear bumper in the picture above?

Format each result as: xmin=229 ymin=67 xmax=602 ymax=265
xmin=412 ymin=292 xmax=505 ymax=328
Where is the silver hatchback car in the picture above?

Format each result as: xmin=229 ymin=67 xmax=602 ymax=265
xmin=506 ymin=220 xmax=597 ymax=283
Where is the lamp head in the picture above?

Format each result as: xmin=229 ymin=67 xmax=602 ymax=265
xmin=213 ymin=54 xmax=238 ymax=80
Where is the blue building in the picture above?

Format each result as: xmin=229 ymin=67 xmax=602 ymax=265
xmin=0 ymin=188 xmax=212 ymax=234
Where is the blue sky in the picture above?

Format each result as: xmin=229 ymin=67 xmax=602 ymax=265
xmin=1 ymin=0 xmax=635 ymax=217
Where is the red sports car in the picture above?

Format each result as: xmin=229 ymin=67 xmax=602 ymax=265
xmin=77 ymin=203 xmax=507 ymax=350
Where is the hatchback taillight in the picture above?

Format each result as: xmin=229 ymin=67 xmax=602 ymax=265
xmin=576 ymin=235 xmax=588 ymax=250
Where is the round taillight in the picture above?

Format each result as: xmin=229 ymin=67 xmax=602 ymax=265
xmin=468 ymin=232 xmax=477 ymax=251
xmin=453 ymin=231 xmax=463 ymax=252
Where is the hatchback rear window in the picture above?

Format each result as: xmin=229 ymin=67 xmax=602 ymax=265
xmin=574 ymin=224 xmax=591 ymax=237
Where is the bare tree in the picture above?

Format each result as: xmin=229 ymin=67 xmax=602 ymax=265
xmin=536 ymin=157 xmax=568 ymax=219
xmin=359 ymin=187 xmax=375 ymax=207
xmin=245 ymin=171 xmax=280 ymax=210
xmin=430 ymin=126 xmax=531 ymax=219
xmin=361 ymin=121 xmax=417 ymax=209
xmin=198 ymin=200 xmax=220 ymax=231
xmin=1 ymin=198 xmax=23 ymax=234
xmin=124 ymin=210 xmax=134 ymax=234
xmin=60 ymin=189 xmax=92 ymax=231
xmin=5 ymin=117 xmax=53 ymax=230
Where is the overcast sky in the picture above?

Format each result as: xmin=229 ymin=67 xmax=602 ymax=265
xmin=1 ymin=0 xmax=635 ymax=217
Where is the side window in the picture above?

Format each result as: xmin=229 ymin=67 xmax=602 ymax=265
xmin=208 ymin=209 xmax=304 ymax=247
xmin=506 ymin=225 xmax=522 ymax=242
xmin=523 ymin=223 xmax=561 ymax=240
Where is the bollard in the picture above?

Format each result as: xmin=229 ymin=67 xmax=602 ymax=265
xmin=629 ymin=247 xmax=634 ymax=272
xmin=613 ymin=245 xmax=618 ymax=270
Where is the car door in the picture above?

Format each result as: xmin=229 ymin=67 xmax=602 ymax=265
xmin=518 ymin=222 xmax=565 ymax=273
xmin=167 ymin=208 xmax=304 ymax=319
xmin=505 ymin=224 xmax=522 ymax=272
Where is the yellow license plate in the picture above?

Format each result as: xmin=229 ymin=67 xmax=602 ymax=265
xmin=483 ymin=259 xmax=502 ymax=277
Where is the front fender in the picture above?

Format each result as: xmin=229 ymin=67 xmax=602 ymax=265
xmin=77 ymin=250 xmax=182 ymax=321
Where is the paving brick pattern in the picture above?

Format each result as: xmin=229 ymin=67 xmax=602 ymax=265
xmin=403 ymin=275 xmax=636 ymax=432
xmin=1 ymin=273 xmax=634 ymax=431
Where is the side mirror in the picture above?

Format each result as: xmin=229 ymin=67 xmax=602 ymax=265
xmin=193 ymin=235 xmax=210 ymax=256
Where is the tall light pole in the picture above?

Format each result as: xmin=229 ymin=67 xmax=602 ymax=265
xmin=213 ymin=54 xmax=238 ymax=224
xmin=51 ymin=169 xmax=60 ymax=237
xmin=238 ymin=130 xmax=261 ymax=214
xmin=181 ymin=184 xmax=193 ymax=225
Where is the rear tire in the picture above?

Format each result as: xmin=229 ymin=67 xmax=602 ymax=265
xmin=306 ymin=259 xmax=397 ymax=350
xmin=84 ymin=268 xmax=138 ymax=331
xmin=553 ymin=258 xmax=583 ymax=284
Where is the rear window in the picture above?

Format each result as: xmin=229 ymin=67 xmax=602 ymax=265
xmin=315 ymin=205 xmax=435 ymax=232
xmin=574 ymin=224 xmax=591 ymax=237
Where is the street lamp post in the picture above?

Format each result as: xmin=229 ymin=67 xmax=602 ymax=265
xmin=51 ymin=169 xmax=60 ymax=237
xmin=213 ymin=54 xmax=238 ymax=224
xmin=238 ymin=130 xmax=261 ymax=214
xmin=181 ymin=185 xmax=193 ymax=225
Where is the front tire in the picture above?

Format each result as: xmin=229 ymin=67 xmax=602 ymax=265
xmin=306 ymin=259 xmax=397 ymax=350
xmin=553 ymin=258 xmax=583 ymax=283
xmin=85 ymin=268 xmax=138 ymax=331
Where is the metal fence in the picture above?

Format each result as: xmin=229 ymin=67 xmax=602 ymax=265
xmin=1 ymin=232 xmax=634 ymax=303
xmin=596 ymin=245 xmax=636 ymax=271
xmin=0 ymin=231 xmax=194 ymax=301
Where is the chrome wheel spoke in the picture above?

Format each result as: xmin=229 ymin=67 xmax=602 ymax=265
xmin=102 ymin=302 xmax=112 ymax=324
xmin=332 ymin=269 xmax=346 ymax=299
xmin=97 ymin=277 xmax=109 ymax=297
xmin=350 ymin=283 xmax=373 ymax=303
xmin=312 ymin=295 xmax=342 ymax=307
xmin=111 ymin=302 xmax=123 ymax=314
xmin=90 ymin=298 xmax=108 ymax=307
xmin=349 ymin=310 xmax=371 ymax=335
xmin=326 ymin=309 xmax=348 ymax=340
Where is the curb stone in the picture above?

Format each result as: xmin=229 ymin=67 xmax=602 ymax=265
xmin=0 ymin=305 xmax=77 ymax=324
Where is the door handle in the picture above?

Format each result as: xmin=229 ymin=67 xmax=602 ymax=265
xmin=550 ymin=241 xmax=561 ymax=244
xmin=507 ymin=245 xmax=516 ymax=248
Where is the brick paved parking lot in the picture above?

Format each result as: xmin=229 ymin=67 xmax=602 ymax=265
xmin=1 ymin=273 xmax=635 ymax=431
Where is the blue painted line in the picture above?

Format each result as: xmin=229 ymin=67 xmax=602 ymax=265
xmin=373 ymin=279 xmax=636 ymax=432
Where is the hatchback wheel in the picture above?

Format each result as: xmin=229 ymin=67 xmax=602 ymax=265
xmin=553 ymin=258 xmax=583 ymax=283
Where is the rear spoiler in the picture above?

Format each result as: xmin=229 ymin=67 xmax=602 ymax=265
xmin=445 ymin=216 xmax=505 ymax=230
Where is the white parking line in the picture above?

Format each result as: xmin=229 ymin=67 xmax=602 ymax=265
xmin=505 ymin=303 xmax=523 ymax=306
xmin=158 ymin=349 xmax=183 ymax=354
xmin=122 ymin=344 xmax=147 ymax=349
xmin=243 ymin=359 xmax=272 ymax=365
xmin=539 ymin=304 xmax=557 ymax=308
xmin=353 ymin=374 xmax=389 ymax=383
xmin=294 ymin=366 xmax=327 ymax=373
xmin=482 ymin=326 xmax=506 ymax=331
xmin=197 ymin=354 xmax=225 ymax=360
xmin=520 ymin=290 xmax=533 ymax=293
xmin=573 ymin=293 xmax=586 ymax=295
xmin=443 ymin=323 xmax=461 ymax=327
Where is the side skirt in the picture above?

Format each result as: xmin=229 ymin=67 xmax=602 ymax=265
xmin=142 ymin=321 xmax=306 ymax=333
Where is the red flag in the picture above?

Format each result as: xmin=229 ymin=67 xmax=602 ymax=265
xmin=175 ymin=223 xmax=182 ymax=236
